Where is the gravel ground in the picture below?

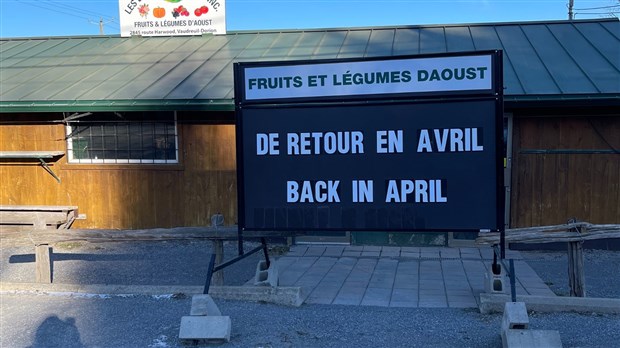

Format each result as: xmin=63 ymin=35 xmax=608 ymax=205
xmin=1 ymin=242 xmax=619 ymax=347
xmin=0 ymin=240 xmax=265 ymax=286
xmin=521 ymin=249 xmax=620 ymax=298
xmin=1 ymin=293 xmax=619 ymax=348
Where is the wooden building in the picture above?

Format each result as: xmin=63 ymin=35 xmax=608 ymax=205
xmin=1 ymin=19 xmax=618 ymax=244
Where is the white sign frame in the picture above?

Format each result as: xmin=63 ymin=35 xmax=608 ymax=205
xmin=119 ymin=0 xmax=226 ymax=37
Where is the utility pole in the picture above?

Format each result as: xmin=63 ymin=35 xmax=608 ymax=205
xmin=89 ymin=17 xmax=114 ymax=35
xmin=568 ymin=0 xmax=574 ymax=20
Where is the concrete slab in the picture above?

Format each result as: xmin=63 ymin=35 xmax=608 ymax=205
xmin=190 ymin=294 xmax=222 ymax=316
xmin=179 ymin=316 xmax=231 ymax=343
xmin=381 ymin=247 xmax=400 ymax=257
xmin=502 ymin=329 xmax=562 ymax=348
xmin=333 ymin=285 xmax=365 ymax=305
xmin=209 ymin=286 xmax=304 ymax=307
xmin=390 ymin=288 xmax=417 ymax=307
xmin=480 ymin=293 xmax=620 ymax=314
xmin=305 ymin=246 xmax=327 ymax=257
xmin=323 ymin=246 xmax=345 ymax=257
xmin=361 ymin=287 xmax=391 ymax=307
xmin=306 ymin=285 xmax=341 ymax=304
xmin=418 ymin=299 xmax=448 ymax=307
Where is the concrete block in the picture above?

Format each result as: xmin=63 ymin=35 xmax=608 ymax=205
xmin=485 ymin=263 xmax=508 ymax=294
xmin=179 ymin=316 xmax=231 ymax=343
xmin=209 ymin=286 xmax=303 ymax=307
xmin=502 ymin=329 xmax=562 ymax=348
xmin=502 ymin=302 xmax=529 ymax=332
xmin=479 ymin=293 xmax=620 ymax=315
xmin=190 ymin=294 xmax=221 ymax=316
xmin=254 ymin=260 xmax=279 ymax=287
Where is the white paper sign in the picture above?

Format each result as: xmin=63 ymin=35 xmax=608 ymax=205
xmin=119 ymin=0 xmax=226 ymax=37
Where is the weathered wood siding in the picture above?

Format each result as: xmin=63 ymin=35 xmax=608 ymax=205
xmin=511 ymin=115 xmax=620 ymax=228
xmin=3 ymin=112 xmax=618 ymax=230
xmin=0 ymin=115 xmax=237 ymax=229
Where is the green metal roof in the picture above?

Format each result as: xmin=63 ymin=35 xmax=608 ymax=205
xmin=1 ymin=19 xmax=619 ymax=113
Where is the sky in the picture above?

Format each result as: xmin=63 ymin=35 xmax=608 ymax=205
xmin=0 ymin=0 xmax=619 ymax=38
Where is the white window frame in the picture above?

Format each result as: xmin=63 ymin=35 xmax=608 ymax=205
xmin=66 ymin=112 xmax=179 ymax=164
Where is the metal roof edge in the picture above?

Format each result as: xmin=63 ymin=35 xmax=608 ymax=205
xmin=2 ymin=94 xmax=618 ymax=113
xmin=230 ymin=18 xmax=620 ymax=34
xmin=0 ymin=99 xmax=235 ymax=113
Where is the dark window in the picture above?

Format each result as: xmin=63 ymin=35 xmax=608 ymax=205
xmin=66 ymin=111 xmax=178 ymax=164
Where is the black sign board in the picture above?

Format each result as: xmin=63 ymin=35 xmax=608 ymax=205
xmin=234 ymin=51 xmax=504 ymax=234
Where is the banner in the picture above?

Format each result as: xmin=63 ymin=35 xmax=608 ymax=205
xmin=119 ymin=0 xmax=226 ymax=37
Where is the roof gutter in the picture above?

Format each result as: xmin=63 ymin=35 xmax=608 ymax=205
xmin=1 ymin=94 xmax=618 ymax=113
xmin=0 ymin=99 xmax=236 ymax=113
xmin=505 ymin=94 xmax=620 ymax=109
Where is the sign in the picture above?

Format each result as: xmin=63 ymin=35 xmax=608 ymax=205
xmin=119 ymin=0 xmax=226 ymax=37
xmin=234 ymin=52 xmax=504 ymax=233
xmin=241 ymin=55 xmax=493 ymax=101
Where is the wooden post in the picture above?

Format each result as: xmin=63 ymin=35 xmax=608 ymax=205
xmin=211 ymin=240 xmax=224 ymax=286
xmin=567 ymin=238 xmax=586 ymax=297
xmin=35 ymin=244 xmax=52 ymax=283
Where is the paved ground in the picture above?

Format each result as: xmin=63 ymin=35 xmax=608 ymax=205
xmin=277 ymin=245 xmax=554 ymax=308
xmin=1 ymin=242 xmax=554 ymax=309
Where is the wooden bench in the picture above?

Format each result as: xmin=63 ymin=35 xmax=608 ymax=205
xmin=1 ymin=205 xmax=79 ymax=282
xmin=0 ymin=205 xmax=78 ymax=230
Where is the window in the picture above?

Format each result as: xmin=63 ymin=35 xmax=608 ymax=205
xmin=66 ymin=111 xmax=178 ymax=164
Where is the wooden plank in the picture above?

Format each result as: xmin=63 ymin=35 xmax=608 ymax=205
xmin=568 ymin=240 xmax=586 ymax=297
xmin=566 ymin=118 xmax=592 ymax=222
xmin=0 ymin=205 xmax=78 ymax=211
xmin=211 ymin=240 xmax=225 ymax=286
xmin=476 ymin=223 xmax=620 ymax=244
xmin=0 ymin=211 xmax=68 ymax=222
xmin=0 ymin=226 xmax=304 ymax=246
xmin=35 ymin=245 xmax=52 ymax=283
xmin=0 ymin=151 xmax=65 ymax=159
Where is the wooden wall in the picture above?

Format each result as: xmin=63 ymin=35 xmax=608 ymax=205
xmin=3 ymin=111 xmax=619 ymax=230
xmin=0 ymin=115 xmax=237 ymax=229
xmin=510 ymin=114 xmax=620 ymax=228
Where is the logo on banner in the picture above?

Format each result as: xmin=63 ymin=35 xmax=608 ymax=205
xmin=119 ymin=0 xmax=226 ymax=37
